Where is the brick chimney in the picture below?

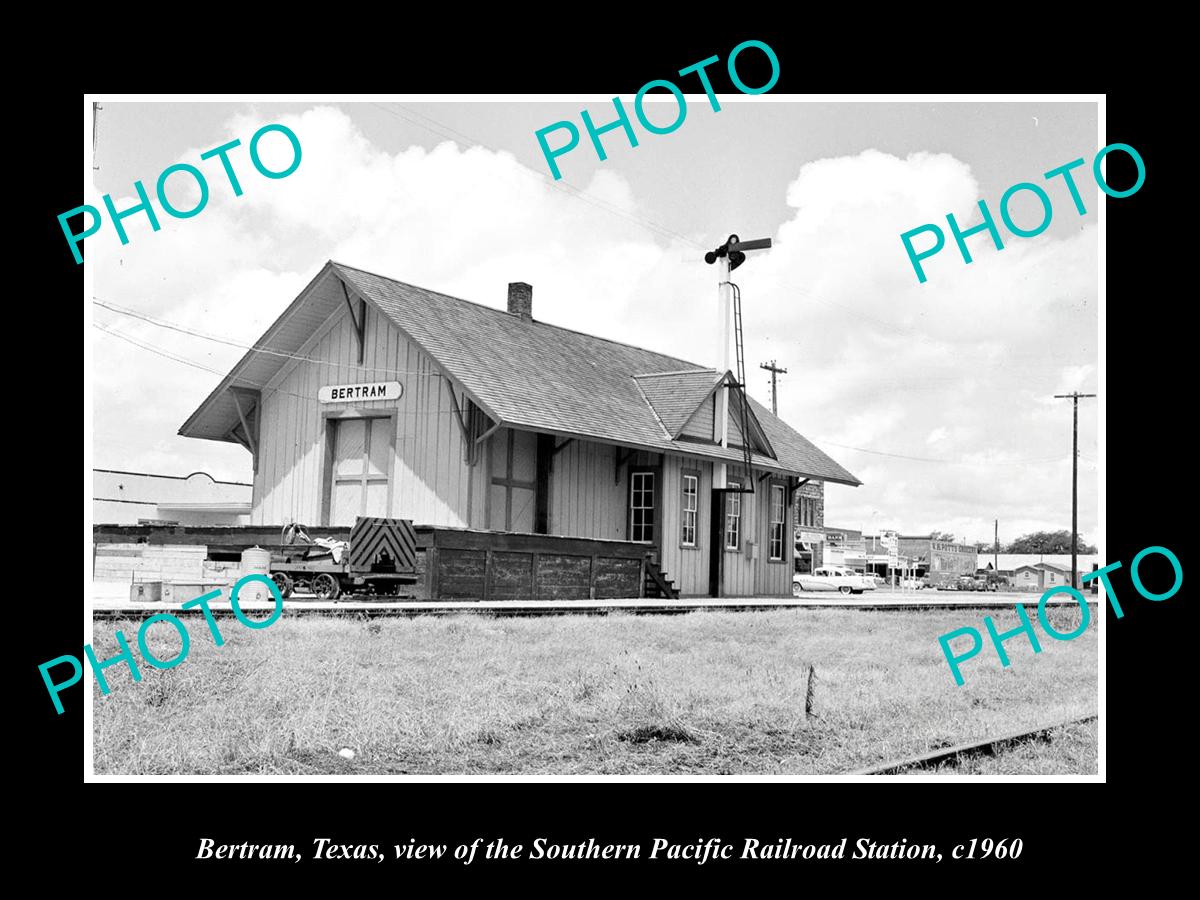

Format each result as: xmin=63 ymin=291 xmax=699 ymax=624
xmin=507 ymin=282 xmax=532 ymax=320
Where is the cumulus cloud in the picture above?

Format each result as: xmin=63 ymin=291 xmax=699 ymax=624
xmin=737 ymin=148 xmax=1098 ymax=543
xmin=91 ymin=107 xmax=1098 ymax=545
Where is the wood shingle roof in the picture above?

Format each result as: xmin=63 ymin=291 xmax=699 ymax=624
xmin=180 ymin=261 xmax=861 ymax=487
xmin=334 ymin=263 xmax=860 ymax=486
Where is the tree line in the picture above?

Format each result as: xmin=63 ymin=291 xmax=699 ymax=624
xmin=967 ymin=530 xmax=1097 ymax=554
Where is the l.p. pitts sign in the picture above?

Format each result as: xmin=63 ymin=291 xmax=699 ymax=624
xmin=318 ymin=381 xmax=403 ymax=403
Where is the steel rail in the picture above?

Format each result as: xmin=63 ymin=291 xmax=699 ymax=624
xmin=847 ymin=714 xmax=1099 ymax=775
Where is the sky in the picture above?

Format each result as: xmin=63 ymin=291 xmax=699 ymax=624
xmin=88 ymin=98 xmax=1100 ymax=547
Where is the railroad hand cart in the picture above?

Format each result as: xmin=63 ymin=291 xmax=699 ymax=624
xmin=268 ymin=517 xmax=419 ymax=601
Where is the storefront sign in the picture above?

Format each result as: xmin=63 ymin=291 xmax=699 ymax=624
xmin=319 ymin=381 xmax=403 ymax=403
xmin=880 ymin=529 xmax=900 ymax=567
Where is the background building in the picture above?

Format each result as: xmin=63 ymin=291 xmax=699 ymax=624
xmin=897 ymin=535 xmax=978 ymax=579
xmin=793 ymin=480 xmax=825 ymax=572
xmin=979 ymin=553 xmax=1099 ymax=589
xmin=822 ymin=527 xmax=865 ymax=570
xmin=93 ymin=469 xmax=252 ymax=526
xmin=861 ymin=533 xmax=897 ymax=578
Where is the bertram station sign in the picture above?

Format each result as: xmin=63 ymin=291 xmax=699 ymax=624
xmin=318 ymin=381 xmax=403 ymax=403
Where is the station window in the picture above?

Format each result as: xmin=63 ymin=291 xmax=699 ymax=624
xmin=630 ymin=470 xmax=655 ymax=543
xmin=681 ymin=473 xmax=698 ymax=547
xmin=769 ymin=483 xmax=786 ymax=560
xmin=725 ymin=481 xmax=742 ymax=550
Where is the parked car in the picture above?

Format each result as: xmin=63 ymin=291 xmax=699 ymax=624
xmin=970 ymin=575 xmax=998 ymax=592
xmin=899 ymin=577 xmax=924 ymax=590
xmin=793 ymin=566 xmax=875 ymax=595
xmin=933 ymin=574 xmax=971 ymax=591
xmin=980 ymin=572 xmax=1010 ymax=590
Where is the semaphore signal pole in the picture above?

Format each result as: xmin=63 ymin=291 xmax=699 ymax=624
xmin=1054 ymin=391 xmax=1097 ymax=591
xmin=704 ymin=233 xmax=772 ymax=492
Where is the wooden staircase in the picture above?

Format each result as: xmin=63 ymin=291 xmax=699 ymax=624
xmin=643 ymin=559 xmax=679 ymax=599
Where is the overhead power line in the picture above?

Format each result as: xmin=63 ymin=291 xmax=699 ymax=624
xmin=91 ymin=322 xmax=459 ymax=415
xmin=812 ymin=437 xmax=1070 ymax=467
xmin=93 ymin=321 xmax=1087 ymax=464
xmin=92 ymin=297 xmax=439 ymax=378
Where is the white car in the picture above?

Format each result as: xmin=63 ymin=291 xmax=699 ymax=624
xmin=792 ymin=566 xmax=876 ymax=596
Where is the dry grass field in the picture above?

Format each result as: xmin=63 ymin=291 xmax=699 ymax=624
xmin=91 ymin=607 xmax=1097 ymax=775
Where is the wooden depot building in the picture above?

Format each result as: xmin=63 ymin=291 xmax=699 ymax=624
xmin=179 ymin=261 xmax=860 ymax=598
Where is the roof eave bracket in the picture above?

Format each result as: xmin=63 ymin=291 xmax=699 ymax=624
xmin=340 ymin=279 xmax=366 ymax=365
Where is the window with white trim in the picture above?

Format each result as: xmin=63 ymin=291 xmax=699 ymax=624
xmin=769 ymin=483 xmax=786 ymax=560
xmin=681 ymin=473 xmax=698 ymax=547
xmin=725 ymin=481 xmax=742 ymax=550
xmin=630 ymin=471 xmax=655 ymax=542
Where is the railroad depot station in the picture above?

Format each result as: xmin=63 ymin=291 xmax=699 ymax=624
xmin=96 ymin=261 xmax=862 ymax=602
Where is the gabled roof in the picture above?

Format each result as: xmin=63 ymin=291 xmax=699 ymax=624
xmin=633 ymin=370 xmax=775 ymax=458
xmin=982 ymin=554 xmax=1098 ymax=573
xmin=633 ymin=370 xmax=723 ymax=436
xmin=180 ymin=261 xmax=861 ymax=486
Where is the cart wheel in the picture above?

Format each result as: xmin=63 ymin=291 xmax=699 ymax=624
xmin=271 ymin=572 xmax=294 ymax=599
xmin=313 ymin=573 xmax=341 ymax=600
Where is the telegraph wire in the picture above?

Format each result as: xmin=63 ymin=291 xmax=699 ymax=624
xmin=92 ymin=105 xmax=1099 ymax=465
xmin=811 ymin=437 xmax=1071 ymax=467
xmin=95 ymin=105 xmax=1087 ymax=382
xmin=92 ymin=297 xmax=442 ymax=378
xmin=94 ymin=322 xmax=1089 ymax=465
xmin=92 ymin=322 xmax=462 ymax=413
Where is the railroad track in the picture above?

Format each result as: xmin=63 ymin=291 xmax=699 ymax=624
xmin=90 ymin=595 xmax=1099 ymax=620
xmin=848 ymin=714 xmax=1098 ymax=775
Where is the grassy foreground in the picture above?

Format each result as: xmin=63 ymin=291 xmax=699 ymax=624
xmin=91 ymin=607 xmax=1097 ymax=775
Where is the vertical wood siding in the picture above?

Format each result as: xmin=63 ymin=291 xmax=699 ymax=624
xmin=252 ymin=304 xmax=473 ymax=527
xmin=655 ymin=455 xmax=711 ymax=596
xmin=678 ymin=394 xmax=715 ymax=440
xmin=547 ymin=438 xmax=626 ymax=541
xmin=247 ymin=303 xmax=794 ymax=596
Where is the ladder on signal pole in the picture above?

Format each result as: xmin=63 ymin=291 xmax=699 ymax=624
xmin=730 ymin=282 xmax=755 ymax=494
xmin=705 ymin=234 xmax=773 ymax=498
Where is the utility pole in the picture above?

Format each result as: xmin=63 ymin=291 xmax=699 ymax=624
xmin=1054 ymin=391 xmax=1097 ymax=590
xmin=93 ymin=102 xmax=102 ymax=171
xmin=994 ymin=518 xmax=999 ymax=574
xmin=760 ymin=360 xmax=788 ymax=414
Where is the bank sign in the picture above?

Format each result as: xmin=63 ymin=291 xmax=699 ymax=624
xmin=318 ymin=381 xmax=403 ymax=403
